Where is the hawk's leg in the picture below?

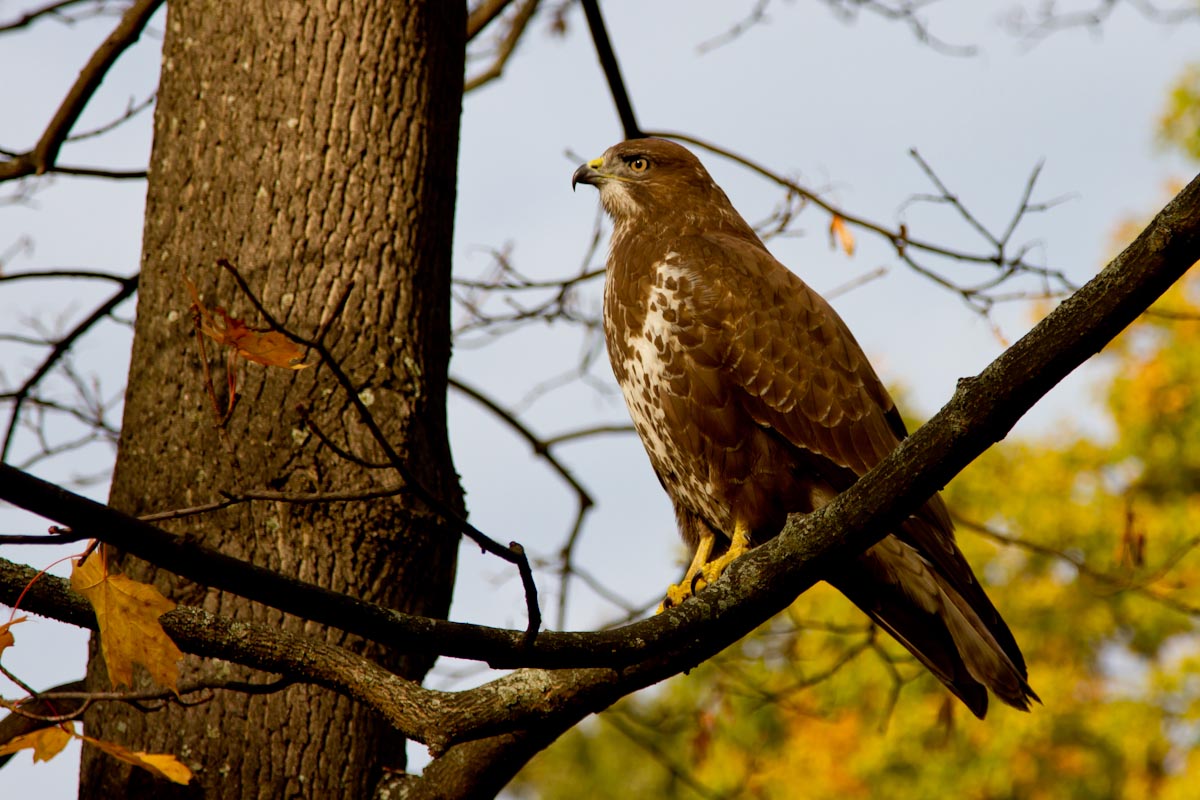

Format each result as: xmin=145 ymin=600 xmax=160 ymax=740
xmin=657 ymin=520 xmax=753 ymax=612
xmin=657 ymin=529 xmax=715 ymax=613
xmin=699 ymin=519 xmax=752 ymax=588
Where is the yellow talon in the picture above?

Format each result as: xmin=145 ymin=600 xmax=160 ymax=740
xmin=700 ymin=521 xmax=752 ymax=587
xmin=656 ymin=521 xmax=752 ymax=613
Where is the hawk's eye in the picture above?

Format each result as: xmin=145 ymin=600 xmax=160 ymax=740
xmin=627 ymin=157 xmax=649 ymax=173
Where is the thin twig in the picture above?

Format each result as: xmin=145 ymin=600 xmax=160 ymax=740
xmin=138 ymin=483 xmax=410 ymax=523
xmin=0 ymin=0 xmax=104 ymax=34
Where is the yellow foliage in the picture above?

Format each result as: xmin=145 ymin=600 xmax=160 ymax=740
xmin=0 ymin=723 xmax=73 ymax=763
xmin=81 ymin=734 xmax=193 ymax=785
xmin=70 ymin=550 xmax=182 ymax=691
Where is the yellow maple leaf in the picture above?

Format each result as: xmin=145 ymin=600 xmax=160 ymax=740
xmin=70 ymin=554 xmax=182 ymax=691
xmin=828 ymin=215 xmax=856 ymax=256
xmin=82 ymin=734 xmax=193 ymax=785
xmin=0 ymin=615 xmax=26 ymax=656
xmin=0 ymin=722 xmax=74 ymax=762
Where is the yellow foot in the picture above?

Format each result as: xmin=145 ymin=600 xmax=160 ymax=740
xmin=699 ymin=521 xmax=752 ymax=589
xmin=655 ymin=521 xmax=753 ymax=613
xmin=657 ymin=530 xmax=714 ymax=613
xmin=656 ymin=580 xmax=699 ymax=614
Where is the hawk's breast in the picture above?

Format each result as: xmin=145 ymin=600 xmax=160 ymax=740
xmin=605 ymin=256 xmax=729 ymax=530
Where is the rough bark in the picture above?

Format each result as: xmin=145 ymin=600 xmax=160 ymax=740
xmin=78 ymin=1 xmax=466 ymax=797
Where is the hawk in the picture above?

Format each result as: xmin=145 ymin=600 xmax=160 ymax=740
xmin=572 ymin=138 xmax=1037 ymax=717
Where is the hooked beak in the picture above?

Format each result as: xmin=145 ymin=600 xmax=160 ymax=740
xmin=571 ymin=156 xmax=606 ymax=191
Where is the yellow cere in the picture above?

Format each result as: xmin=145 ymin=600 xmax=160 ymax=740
xmin=588 ymin=157 xmax=604 ymax=168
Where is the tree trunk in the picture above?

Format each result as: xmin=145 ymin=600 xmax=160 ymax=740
xmin=79 ymin=1 xmax=465 ymax=797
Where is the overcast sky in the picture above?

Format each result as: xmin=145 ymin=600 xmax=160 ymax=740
xmin=1 ymin=1 xmax=1197 ymax=793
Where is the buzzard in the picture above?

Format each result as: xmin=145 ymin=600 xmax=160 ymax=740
xmin=572 ymin=138 xmax=1037 ymax=717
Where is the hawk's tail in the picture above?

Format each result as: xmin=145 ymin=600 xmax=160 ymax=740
xmin=826 ymin=536 xmax=1039 ymax=719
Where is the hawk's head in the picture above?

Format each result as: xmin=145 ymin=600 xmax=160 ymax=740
xmin=572 ymin=138 xmax=742 ymax=231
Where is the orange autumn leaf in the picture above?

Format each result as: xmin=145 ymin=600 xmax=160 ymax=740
xmin=228 ymin=327 xmax=309 ymax=369
xmin=828 ymin=214 xmax=856 ymax=256
xmin=0 ymin=723 xmax=73 ymax=762
xmin=70 ymin=553 xmax=182 ymax=691
xmin=82 ymin=734 xmax=193 ymax=785
xmin=184 ymin=276 xmax=308 ymax=369
xmin=0 ymin=615 xmax=26 ymax=657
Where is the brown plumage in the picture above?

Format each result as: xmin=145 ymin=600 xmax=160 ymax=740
xmin=572 ymin=138 xmax=1038 ymax=718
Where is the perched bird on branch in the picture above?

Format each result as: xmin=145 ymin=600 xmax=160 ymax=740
xmin=572 ymin=138 xmax=1037 ymax=718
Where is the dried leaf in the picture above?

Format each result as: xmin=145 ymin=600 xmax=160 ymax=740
xmin=81 ymin=734 xmax=193 ymax=785
xmin=0 ymin=722 xmax=73 ymax=762
xmin=0 ymin=615 xmax=26 ymax=656
xmin=829 ymin=215 xmax=856 ymax=256
xmin=228 ymin=326 xmax=308 ymax=369
xmin=70 ymin=554 xmax=182 ymax=691
xmin=185 ymin=275 xmax=308 ymax=369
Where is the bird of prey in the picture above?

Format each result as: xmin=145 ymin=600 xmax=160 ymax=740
xmin=572 ymin=138 xmax=1037 ymax=718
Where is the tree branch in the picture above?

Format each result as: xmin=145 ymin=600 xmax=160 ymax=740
xmin=0 ymin=0 xmax=162 ymax=182
xmin=579 ymin=0 xmax=642 ymax=139
xmin=464 ymin=0 xmax=540 ymax=93
xmin=0 ymin=0 xmax=105 ymax=35
xmin=1 ymin=273 xmax=138 ymax=461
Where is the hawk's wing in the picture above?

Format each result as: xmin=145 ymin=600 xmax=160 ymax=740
xmin=681 ymin=232 xmax=969 ymax=562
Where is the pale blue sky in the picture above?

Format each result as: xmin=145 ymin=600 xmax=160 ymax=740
xmin=1 ymin=1 xmax=1197 ymax=793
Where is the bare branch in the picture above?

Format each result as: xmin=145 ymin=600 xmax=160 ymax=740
xmin=64 ymin=91 xmax=156 ymax=143
xmin=0 ymin=0 xmax=161 ymax=183
xmin=465 ymin=0 xmax=540 ymax=93
xmin=467 ymin=0 xmax=516 ymax=41
xmin=579 ymin=0 xmax=642 ymax=139
xmin=0 ymin=0 xmax=109 ymax=34
xmin=0 ymin=267 xmax=136 ymax=285
xmin=134 ymin=482 xmax=411 ymax=524
xmin=696 ymin=0 xmax=772 ymax=54
xmin=0 ymin=273 xmax=137 ymax=461
xmin=448 ymin=376 xmax=597 ymax=628
xmin=1003 ymin=0 xmax=1200 ymax=43
xmin=818 ymin=0 xmax=976 ymax=57
xmin=0 ymin=680 xmax=86 ymax=768
xmin=645 ymin=130 xmax=1075 ymax=317
xmin=698 ymin=0 xmax=976 ymax=56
